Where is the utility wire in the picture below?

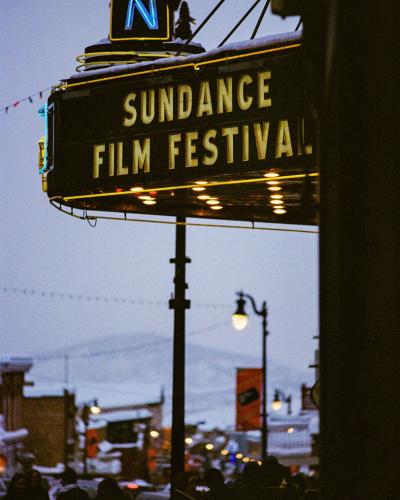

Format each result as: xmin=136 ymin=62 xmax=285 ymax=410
xmin=175 ymin=0 xmax=227 ymax=56
xmin=32 ymin=321 xmax=231 ymax=362
xmin=1 ymin=286 xmax=232 ymax=310
xmin=295 ymin=17 xmax=303 ymax=31
xmin=218 ymin=0 xmax=263 ymax=47
xmin=3 ymin=5 xmax=305 ymax=115
xmin=251 ymin=0 xmax=271 ymax=39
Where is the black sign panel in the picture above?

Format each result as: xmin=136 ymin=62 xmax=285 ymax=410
xmin=110 ymin=0 xmax=172 ymax=41
xmin=46 ymin=41 xmax=318 ymax=224
xmin=238 ymin=387 xmax=260 ymax=406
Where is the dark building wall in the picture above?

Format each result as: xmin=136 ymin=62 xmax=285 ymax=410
xmin=1 ymin=372 xmax=25 ymax=431
xmin=21 ymin=394 xmax=75 ymax=467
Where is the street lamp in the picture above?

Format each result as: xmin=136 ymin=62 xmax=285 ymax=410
xmin=272 ymin=389 xmax=292 ymax=415
xmin=81 ymin=399 xmax=101 ymax=476
xmin=232 ymin=291 xmax=269 ymax=459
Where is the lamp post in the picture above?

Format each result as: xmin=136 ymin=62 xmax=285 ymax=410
xmin=81 ymin=399 xmax=101 ymax=477
xmin=272 ymin=389 xmax=292 ymax=415
xmin=232 ymin=291 xmax=268 ymax=459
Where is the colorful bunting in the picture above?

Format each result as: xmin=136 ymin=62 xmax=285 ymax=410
xmin=1 ymin=87 xmax=52 ymax=115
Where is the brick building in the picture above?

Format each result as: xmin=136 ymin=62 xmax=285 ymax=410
xmin=0 ymin=357 xmax=32 ymax=475
xmin=22 ymin=390 xmax=76 ymax=467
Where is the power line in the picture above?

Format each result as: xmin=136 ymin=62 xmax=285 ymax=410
xmin=32 ymin=321 xmax=232 ymax=362
xmin=295 ymin=17 xmax=303 ymax=31
xmin=1 ymin=286 xmax=232 ymax=310
xmin=251 ymin=0 xmax=271 ymax=40
xmin=218 ymin=0 xmax=263 ymax=47
xmin=2 ymin=3 xmax=304 ymax=116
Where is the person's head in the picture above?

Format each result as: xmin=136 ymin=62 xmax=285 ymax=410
xmin=261 ymin=455 xmax=286 ymax=487
xmin=60 ymin=467 xmax=78 ymax=486
xmin=29 ymin=469 xmax=43 ymax=489
xmin=8 ymin=473 xmax=28 ymax=495
xmin=174 ymin=472 xmax=190 ymax=492
xmin=203 ymin=468 xmax=225 ymax=490
xmin=242 ymin=461 xmax=261 ymax=482
xmin=97 ymin=478 xmax=123 ymax=499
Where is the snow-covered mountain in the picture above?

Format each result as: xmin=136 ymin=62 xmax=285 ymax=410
xmin=28 ymin=332 xmax=307 ymax=428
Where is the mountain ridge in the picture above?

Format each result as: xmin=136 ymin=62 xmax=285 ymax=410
xmin=29 ymin=332 xmax=308 ymax=427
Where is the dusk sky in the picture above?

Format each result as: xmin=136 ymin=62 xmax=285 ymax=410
xmin=1 ymin=1 xmax=317 ymax=389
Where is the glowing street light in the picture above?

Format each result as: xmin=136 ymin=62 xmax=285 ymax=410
xmin=232 ymin=291 xmax=269 ymax=459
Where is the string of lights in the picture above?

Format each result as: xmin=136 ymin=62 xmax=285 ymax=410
xmin=31 ymin=320 xmax=231 ymax=362
xmin=1 ymin=286 xmax=231 ymax=310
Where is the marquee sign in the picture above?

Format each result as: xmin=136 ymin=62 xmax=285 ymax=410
xmin=110 ymin=0 xmax=172 ymax=41
xmin=44 ymin=35 xmax=318 ymax=224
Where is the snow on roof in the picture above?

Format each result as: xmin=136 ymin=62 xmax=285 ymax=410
xmin=308 ymin=414 xmax=320 ymax=434
xmin=108 ymin=443 xmax=137 ymax=449
xmin=34 ymin=463 xmax=65 ymax=475
xmin=0 ymin=357 xmax=33 ymax=374
xmin=92 ymin=409 xmax=152 ymax=423
xmin=24 ymin=385 xmax=75 ymax=398
xmin=67 ymin=31 xmax=302 ymax=82
xmin=88 ymin=419 xmax=108 ymax=430
xmin=0 ymin=427 xmax=28 ymax=445
xmin=269 ymin=414 xmax=313 ymax=429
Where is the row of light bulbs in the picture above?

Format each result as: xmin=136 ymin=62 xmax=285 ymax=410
xmin=126 ymin=170 xmax=287 ymax=215
xmin=128 ymin=181 xmax=225 ymax=210
xmin=192 ymin=180 xmax=224 ymax=211
xmin=149 ymin=428 xmax=294 ymax=444
xmin=264 ymin=171 xmax=287 ymax=215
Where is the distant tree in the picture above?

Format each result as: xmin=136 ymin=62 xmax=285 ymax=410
xmin=175 ymin=1 xmax=195 ymax=40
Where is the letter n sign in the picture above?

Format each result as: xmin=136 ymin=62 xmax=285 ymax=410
xmin=110 ymin=0 xmax=172 ymax=41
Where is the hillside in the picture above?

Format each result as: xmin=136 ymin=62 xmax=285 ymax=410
xmin=29 ymin=332 xmax=307 ymax=428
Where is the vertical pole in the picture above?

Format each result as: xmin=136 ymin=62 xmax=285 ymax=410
xmin=64 ymin=354 xmax=69 ymax=386
xmin=63 ymin=389 xmax=69 ymax=469
xmin=82 ymin=405 xmax=89 ymax=477
xmin=142 ymin=423 xmax=150 ymax=481
xmin=169 ymin=217 xmax=191 ymax=497
xmin=261 ymin=304 xmax=268 ymax=458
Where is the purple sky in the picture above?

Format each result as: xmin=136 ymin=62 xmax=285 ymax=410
xmin=0 ymin=1 xmax=317 ymax=385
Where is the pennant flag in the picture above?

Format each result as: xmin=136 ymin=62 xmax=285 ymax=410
xmin=13 ymin=101 xmax=20 ymax=107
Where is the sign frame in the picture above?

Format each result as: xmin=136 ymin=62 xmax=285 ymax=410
xmin=43 ymin=33 xmax=318 ymax=226
xmin=109 ymin=0 xmax=173 ymax=42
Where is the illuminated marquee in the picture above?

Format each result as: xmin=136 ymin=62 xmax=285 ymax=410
xmin=110 ymin=0 xmax=172 ymax=41
xmin=45 ymin=37 xmax=318 ymax=224
xmin=125 ymin=0 xmax=159 ymax=31
xmin=90 ymin=70 xmax=312 ymax=181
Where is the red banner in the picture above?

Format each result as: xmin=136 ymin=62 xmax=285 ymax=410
xmin=236 ymin=368 xmax=262 ymax=431
xmin=86 ymin=428 xmax=99 ymax=458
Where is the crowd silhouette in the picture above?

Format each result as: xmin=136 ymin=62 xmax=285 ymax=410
xmin=172 ymin=456 xmax=320 ymax=499
xmin=3 ymin=456 xmax=319 ymax=499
